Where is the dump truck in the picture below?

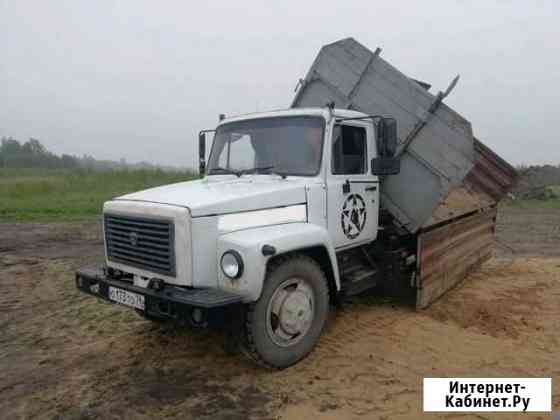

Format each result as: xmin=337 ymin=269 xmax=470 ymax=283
xmin=75 ymin=38 xmax=517 ymax=368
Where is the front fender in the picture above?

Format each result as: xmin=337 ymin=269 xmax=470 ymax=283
xmin=216 ymin=223 xmax=340 ymax=302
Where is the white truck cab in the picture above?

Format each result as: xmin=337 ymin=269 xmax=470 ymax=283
xmin=76 ymin=107 xmax=402 ymax=368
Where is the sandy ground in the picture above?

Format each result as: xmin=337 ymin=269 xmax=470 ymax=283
xmin=0 ymin=205 xmax=559 ymax=419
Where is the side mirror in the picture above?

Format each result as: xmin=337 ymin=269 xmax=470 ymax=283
xmin=377 ymin=118 xmax=398 ymax=158
xmin=198 ymin=132 xmax=206 ymax=175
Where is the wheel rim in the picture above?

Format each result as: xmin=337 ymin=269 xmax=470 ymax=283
xmin=266 ymin=277 xmax=315 ymax=347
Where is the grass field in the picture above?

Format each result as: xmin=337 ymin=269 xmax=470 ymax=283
xmin=502 ymin=199 xmax=560 ymax=209
xmin=0 ymin=168 xmax=196 ymax=222
xmin=2 ymin=167 xmax=559 ymax=222
xmin=549 ymin=184 xmax=560 ymax=195
xmin=502 ymin=184 xmax=560 ymax=210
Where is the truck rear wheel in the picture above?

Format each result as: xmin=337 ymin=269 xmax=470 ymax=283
xmin=242 ymin=254 xmax=329 ymax=368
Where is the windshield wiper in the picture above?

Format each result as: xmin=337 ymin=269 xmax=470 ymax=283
xmin=239 ymin=166 xmax=275 ymax=175
xmin=208 ymin=167 xmax=242 ymax=177
xmin=210 ymin=166 xmax=289 ymax=178
xmin=239 ymin=166 xmax=290 ymax=178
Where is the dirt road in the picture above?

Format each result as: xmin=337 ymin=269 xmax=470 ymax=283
xmin=1 ymin=206 xmax=559 ymax=419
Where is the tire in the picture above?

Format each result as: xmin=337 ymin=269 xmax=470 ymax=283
xmin=242 ymin=254 xmax=330 ymax=369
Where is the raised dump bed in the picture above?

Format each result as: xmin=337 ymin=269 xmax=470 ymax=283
xmin=291 ymin=37 xmax=518 ymax=232
xmin=293 ymin=37 xmax=517 ymax=307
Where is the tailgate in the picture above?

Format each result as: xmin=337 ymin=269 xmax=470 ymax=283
xmin=416 ymin=209 xmax=497 ymax=309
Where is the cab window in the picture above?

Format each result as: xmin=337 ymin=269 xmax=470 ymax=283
xmin=332 ymin=125 xmax=367 ymax=174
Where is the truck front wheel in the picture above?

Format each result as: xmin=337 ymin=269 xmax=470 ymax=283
xmin=242 ymin=254 xmax=329 ymax=368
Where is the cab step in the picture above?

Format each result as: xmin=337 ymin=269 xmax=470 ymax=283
xmin=337 ymin=245 xmax=380 ymax=297
xmin=341 ymin=267 xmax=378 ymax=297
xmin=347 ymin=267 xmax=377 ymax=283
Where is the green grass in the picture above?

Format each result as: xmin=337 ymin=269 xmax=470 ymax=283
xmin=3 ymin=168 xmax=559 ymax=222
xmin=0 ymin=168 xmax=197 ymax=222
xmin=502 ymin=184 xmax=560 ymax=209
xmin=548 ymin=185 xmax=560 ymax=195
xmin=501 ymin=197 xmax=560 ymax=210
xmin=506 ymin=200 xmax=560 ymax=209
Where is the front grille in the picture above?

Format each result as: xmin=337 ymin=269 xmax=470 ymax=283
xmin=104 ymin=213 xmax=175 ymax=276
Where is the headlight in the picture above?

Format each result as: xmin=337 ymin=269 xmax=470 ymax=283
xmin=221 ymin=250 xmax=244 ymax=279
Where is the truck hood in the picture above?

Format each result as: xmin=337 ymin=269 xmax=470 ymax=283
xmin=114 ymin=176 xmax=308 ymax=217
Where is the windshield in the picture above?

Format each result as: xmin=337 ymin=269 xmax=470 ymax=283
xmin=207 ymin=116 xmax=325 ymax=176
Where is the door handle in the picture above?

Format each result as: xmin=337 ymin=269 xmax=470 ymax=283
xmin=365 ymin=186 xmax=377 ymax=192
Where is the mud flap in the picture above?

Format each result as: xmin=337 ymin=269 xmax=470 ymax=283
xmin=416 ymin=209 xmax=497 ymax=309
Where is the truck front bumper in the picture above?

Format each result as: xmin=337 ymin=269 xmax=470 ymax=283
xmin=75 ymin=266 xmax=244 ymax=328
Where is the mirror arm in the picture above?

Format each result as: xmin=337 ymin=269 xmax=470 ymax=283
xmin=198 ymin=129 xmax=215 ymax=176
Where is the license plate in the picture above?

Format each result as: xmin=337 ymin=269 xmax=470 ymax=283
xmin=108 ymin=286 xmax=145 ymax=310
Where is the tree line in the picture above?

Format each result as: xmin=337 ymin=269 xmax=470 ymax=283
xmin=0 ymin=137 xmax=183 ymax=172
xmin=514 ymin=164 xmax=560 ymax=199
xmin=0 ymin=137 xmax=82 ymax=169
xmin=516 ymin=164 xmax=560 ymax=188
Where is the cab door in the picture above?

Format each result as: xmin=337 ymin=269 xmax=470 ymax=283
xmin=326 ymin=121 xmax=379 ymax=249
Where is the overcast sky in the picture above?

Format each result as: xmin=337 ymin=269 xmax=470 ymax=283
xmin=1 ymin=1 xmax=559 ymax=168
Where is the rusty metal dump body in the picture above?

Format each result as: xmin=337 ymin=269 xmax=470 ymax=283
xmin=294 ymin=37 xmax=517 ymax=307
xmin=416 ymin=209 xmax=497 ymax=308
xmin=466 ymin=138 xmax=519 ymax=203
